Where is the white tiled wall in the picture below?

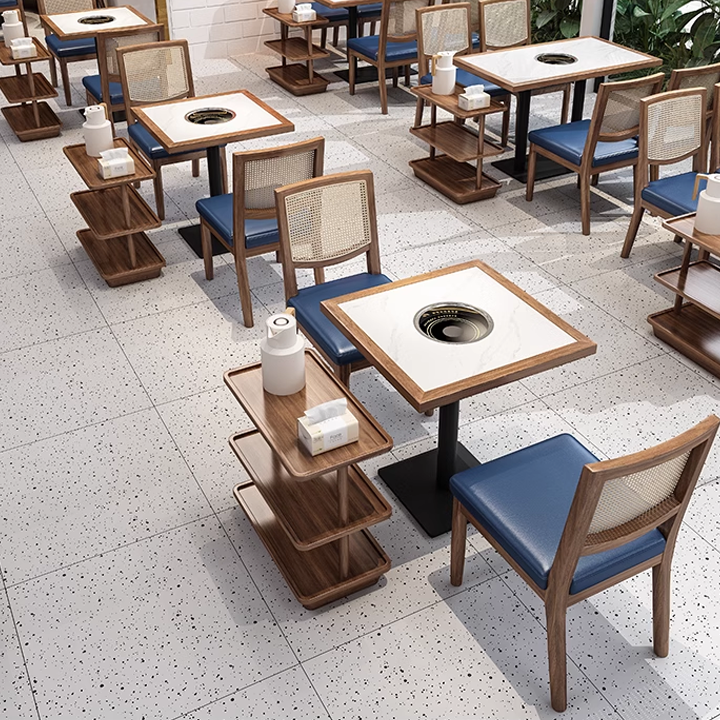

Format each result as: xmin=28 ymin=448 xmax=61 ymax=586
xmin=169 ymin=0 xmax=277 ymax=60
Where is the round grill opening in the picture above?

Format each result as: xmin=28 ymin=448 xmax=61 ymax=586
xmin=535 ymin=52 xmax=577 ymax=65
xmin=78 ymin=14 xmax=115 ymax=24
xmin=184 ymin=107 xmax=236 ymax=125
xmin=414 ymin=303 xmax=493 ymax=344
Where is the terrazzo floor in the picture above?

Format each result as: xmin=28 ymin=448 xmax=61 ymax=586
xmin=1 ymin=35 xmax=720 ymax=720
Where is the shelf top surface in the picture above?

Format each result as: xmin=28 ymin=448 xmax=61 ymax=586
xmin=0 ymin=38 xmax=51 ymax=65
xmin=224 ymin=350 xmax=393 ymax=478
xmin=64 ymin=137 xmax=155 ymax=189
xmin=662 ymin=214 xmax=720 ymax=255
xmin=321 ymin=261 xmax=596 ymax=410
xmin=263 ymin=7 xmax=330 ymax=25
xmin=455 ymin=37 xmax=661 ymax=93
xmin=41 ymin=5 xmax=151 ymax=39
xmin=411 ymin=86 xmax=505 ymax=118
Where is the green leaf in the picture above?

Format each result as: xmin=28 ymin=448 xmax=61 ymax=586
xmin=633 ymin=5 xmax=652 ymax=17
xmin=660 ymin=0 xmax=693 ymax=22
xmin=536 ymin=8 xmax=556 ymax=28
xmin=560 ymin=17 xmax=580 ymax=37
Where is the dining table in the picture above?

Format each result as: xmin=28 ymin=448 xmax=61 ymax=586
xmin=321 ymin=261 xmax=596 ymax=537
xmin=454 ymin=36 xmax=661 ymax=182
xmin=131 ymin=90 xmax=294 ymax=255
xmin=40 ymin=4 xmax=154 ymax=40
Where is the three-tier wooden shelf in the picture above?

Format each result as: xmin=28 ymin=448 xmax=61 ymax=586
xmin=262 ymin=7 xmax=330 ymax=96
xmin=410 ymin=86 xmax=505 ymax=204
xmin=65 ymin=137 xmax=165 ymax=286
xmin=225 ymin=349 xmax=393 ymax=609
xmin=0 ymin=38 xmax=61 ymax=141
xmin=650 ymin=213 xmax=720 ymax=376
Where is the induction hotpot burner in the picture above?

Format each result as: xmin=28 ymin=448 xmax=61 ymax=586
xmin=535 ymin=52 xmax=578 ymax=65
xmin=78 ymin=14 xmax=115 ymax=24
xmin=414 ymin=302 xmax=493 ymax=344
xmin=184 ymin=107 xmax=236 ymax=125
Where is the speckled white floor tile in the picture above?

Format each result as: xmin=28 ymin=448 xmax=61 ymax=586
xmin=0 ymin=213 xmax=71 ymax=279
xmin=0 ymin=409 xmax=212 ymax=584
xmin=111 ymin=295 xmax=270 ymax=405
xmin=0 ymin=171 xmax=44 ymax=220
xmin=23 ymin=163 xmax=85 ymax=213
xmin=183 ymin=666 xmax=330 ymax=720
xmin=0 ymin=328 xmax=151 ymax=452
xmin=156 ymin=387 xmax=254 ymax=513
xmin=543 ymin=354 xmax=720 ymax=485
xmin=9 ymin=518 xmax=296 ymax=720
xmin=305 ymin=577 xmax=617 ymax=719
xmin=0 ymin=590 xmax=36 ymax=720
xmin=0 ymin=265 xmax=106 ymax=352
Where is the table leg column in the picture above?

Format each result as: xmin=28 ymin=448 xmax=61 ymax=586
xmin=206 ymin=145 xmax=224 ymax=197
xmin=571 ymin=79 xmax=587 ymax=122
xmin=512 ymin=90 xmax=531 ymax=175
xmin=436 ymin=401 xmax=460 ymax=490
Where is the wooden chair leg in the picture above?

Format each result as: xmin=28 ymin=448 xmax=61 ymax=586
xmin=333 ymin=24 xmax=340 ymax=45
xmin=526 ymin=146 xmax=537 ymax=201
xmin=234 ymin=252 xmax=255 ymax=328
xmin=357 ymin=21 xmax=364 ymax=38
xmin=652 ymin=562 xmax=671 ymax=657
xmin=313 ymin=267 xmax=325 ymax=284
xmin=338 ymin=363 xmax=351 ymax=386
xmin=546 ymin=598 xmax=568 ymax=713
xmin=413 ymin=99 xmax=425 ymax=128
xmin=650 ymin=165 xmax=659 ymax=182
xmin=560 ymin=84 xmax=571 ymax=125
xmin=369 ymin=20 xmax=376 ymax=34
xmin=392 ymin=66 xmax=399 ymax=89
xmin=591 ymin=174 xmax=599 ymax=186
xmin=404 ymin=64 xmax=410 ymax=86
xmin=450 ymin=498 xmax=467 ymax=587
xmin=348 ymin=52 xmax=356 ymax=95
xmin=153 ymin=170 xmax=166 ymax=221
xmin=379 ymin=67 xmax=389 ymax=114
xmin=579 ymin=172 xmax=591 ymax=236
xmin=621 ymin=204 xmax=645 ymax=258
xmin=60 ymin=59 xmax=72 ymax=106
xmin=200 ymin=222 xmax=214 ymax=280
xmin=191 ymin=158 xmax=200 ymax=177
xmin=501 ymin=97 xmax=510 ymax=147
xmin=48 ymin=54 xmax=57 ymax=87
xmin=320 ymin=27 xmax=327 ymax=49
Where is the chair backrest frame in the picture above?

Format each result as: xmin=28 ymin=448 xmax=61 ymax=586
xmin=116 ymin=38 xmax=194 ymax=129
xmin=415 ymin=3 xmax=473 ymax=79
xmin=478 ymin=0 xmax=530 ymax=52
xmin=38 ymin=0 xmax=95 ymax=34
xmin=669 ymin=62 xmax=720 ymax=116
xmin=275 ymin=170 xmax=382 ymax=301
xmin=547 ymin=415 xmax=719 ymax=601
xmin=379 ymin=0 xmax=427 ymax=57
xmin=231 ymin=136 xmax=325 ymax=258
xmin=580 ymin=72 xmax=664 ymax=170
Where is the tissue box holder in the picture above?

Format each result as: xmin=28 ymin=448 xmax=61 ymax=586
xmin=297 ymin=411 xmax=359 ymax=456
xmin=97 ymin=152 xmax=135 ymax=180
xmin=10 ymin=38 xmax=36 ymax=59
xmin=292 ymin=6 xmax=316 ymax=21
xmin=458 ymin=92 xmax=490 ymax=111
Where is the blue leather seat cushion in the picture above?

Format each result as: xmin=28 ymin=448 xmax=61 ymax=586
xmin=641 ymin=171 xmax=704 ymax=217
xmin=128 ymin=122 xmax=170 ymax=159
xmin=528 ymin=119 xmax=638 ymax=167
xmin=196 ymin=194 xmax=279 ymax=250
xmin=289 ymin=273 xmax=392 ymax=365
xmin=347 ymin=35 xmax=417 ymax=62
xmin=419 ymin=70 xmax=506 ymax=96
xmin=311 ymin=2 xmax=348 ymax=20
xmin=82 ymin=74 xmax=123 ymax=105
xmin=358 ymin=2 xmax=382 ymax=16
xmin=450 ymin=434 xmax=666 ymax=595
xmin=46 ymin=34 xmax=96 ymax=58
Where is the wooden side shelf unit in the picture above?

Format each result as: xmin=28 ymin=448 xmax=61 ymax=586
xmin=650 ymin=214 xmax=720 ymax=376
xmin=64 ymin=138 xmax=166 ymax=287
xmin=262 ymin=7 xmax=330 ymax=96
xmin=224 ymin=350 xmax=394 ymax=610
xmin=0 ymin=39 xmax=61 ymax=141
xmin=410 ymin=86 xmax=505 ymax=204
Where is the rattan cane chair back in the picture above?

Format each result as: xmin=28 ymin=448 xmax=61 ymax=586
xmin=384 ymin=0 xmax=427 ymax=42
xmin=643 ymin=90 xmax=705 ymax=164
xmin=100 ymin=26 xmax=165 ymax=85
xmin=38 ymin=0 xmax=91 ymax=13
xmin=479 ymin=0 xmax=530 ymax=51
xmin=669 ymin=62 xmax=720 ymax=114
xmin=416 ymin=3 xmax=473 ymax=77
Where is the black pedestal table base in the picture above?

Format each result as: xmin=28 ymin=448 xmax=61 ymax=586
xmin=178 ymin=224 xmax=228 ymax=258
xmin=491 ymin=154 xmax=572 ymax=184
xmin=334 ymin=65 xmax=417 ymax=84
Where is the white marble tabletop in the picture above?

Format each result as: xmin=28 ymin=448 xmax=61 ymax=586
xmin=42 ymin=6 xmax=150 ymax=39
xmin=334 ymin=265 xmax=582 ymax=394
xmin=456 ymin=37 xmax=660 ymax=93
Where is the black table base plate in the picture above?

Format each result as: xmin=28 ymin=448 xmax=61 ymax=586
xmin=491 ymin=154 xmax=571 ymax=184
xmin=379 ymin=443 xmax=480 ymax=537
xmin=178 ymin=224 xmax=228 ymax=258
xmin=334 ymin=65 xmax=416 ymax=84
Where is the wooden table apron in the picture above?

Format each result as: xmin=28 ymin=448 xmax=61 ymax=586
xmin=453 ymin=36 xmax=661 ymax=182
xmin=321 ymin=261 xmax=596 ymax=537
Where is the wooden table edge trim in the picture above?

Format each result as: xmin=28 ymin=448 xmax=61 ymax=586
xmin=321 ymin=260 xmax=597 ymax=412
xmin=131 ymin=90 xmax=295 ymax=154
xmin=63 ymin=138 xmax=156 ymax=188
xmin=223 ymin=348 xmax=394 ymax=478
xmin=40 ymin=5 xmax=154 ymax=39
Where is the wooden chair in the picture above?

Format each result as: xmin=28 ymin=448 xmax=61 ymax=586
xmin=197 ymin=137 xmax=325 ymax=329
xmin=38 ymin=0 xmax=97 ymax=106
xmin=315 ymin=2 xmax=381 ymax=49
xmin=414 ymin=2 xmax=510 ymax=145
xmin=526 ymin=73 xmax=664 ymax=236
xmin=479 ymin=0 xmax=571 ymax=126
xmin=274 ymin=170 xmax=392 ymax=385
xmin=347 ymin=0 xmax=428 ymax=115
xmin=117 ymin=38 xmax=213 ymax=221
xmin=621 ymin=87 xmax=708 ymax=259
xmin=82 ymin=23 xmax=164 ymax=133
xmin=450 ymin=415 xmax=719 ymax=712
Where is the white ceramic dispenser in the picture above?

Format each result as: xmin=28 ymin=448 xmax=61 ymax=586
xmin=2 ymin=10 xmax=24 ymax=48
xmin=693 ymin=173 xmax=720 ymax=235
xmin=261 ymin=312 xmax=306 ymax=396
xmin=431 ymin=51 xmax=457 ymax=96
xmin=83 ymin=104 xmax=114 ymax=158
xmin=278 ymin=0 xmax=295 ymax=14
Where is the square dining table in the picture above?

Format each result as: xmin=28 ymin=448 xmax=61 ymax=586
xmin=131 ymin=90 xmax=294 ymax=252
xmin=40 ymin=5 xmax=154 ymax=40
xmin=322 ymin=261 xmax=596 ymax=537
xmin=454 ymin=36 xmax=661 ymax=182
